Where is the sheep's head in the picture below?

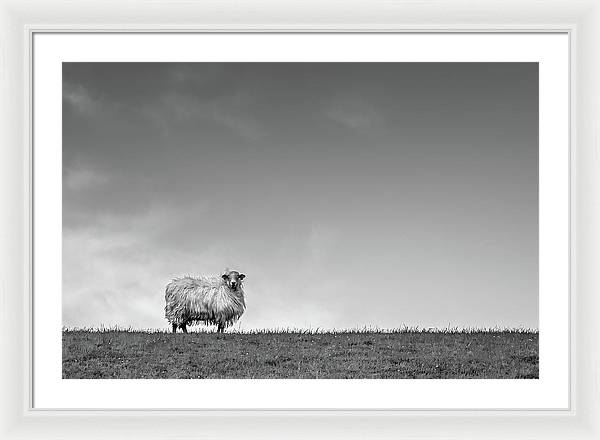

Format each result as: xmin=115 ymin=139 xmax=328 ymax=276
xmin=222 ymin=269 xmax=245 ymax=290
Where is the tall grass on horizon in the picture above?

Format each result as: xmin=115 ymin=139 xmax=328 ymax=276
xmin=62 ymin=325 xmax=539 ymax=335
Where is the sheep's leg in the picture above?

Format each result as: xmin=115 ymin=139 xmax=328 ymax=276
xmin=172 ymin=323 xmax=177 ymax=333
xmin=180 ymin=323 xmax=188 ymax=334
xmin=217 ymin=324 xmax=224 ymax=334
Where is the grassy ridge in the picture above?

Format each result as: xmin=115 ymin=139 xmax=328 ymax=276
xmin=63 ymin=329 xmax=538 ymax=379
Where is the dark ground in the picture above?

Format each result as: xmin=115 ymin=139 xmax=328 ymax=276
xmin=62 ymin=329 xmax=538 ymax=379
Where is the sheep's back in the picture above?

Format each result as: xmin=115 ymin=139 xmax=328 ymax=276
xmin=165 ymin=276 xmax=221 ymax=302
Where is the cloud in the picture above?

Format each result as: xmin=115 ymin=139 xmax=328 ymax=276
xmin=140 ymin=89 xmax=265 ymax=141
xmin=214 ymin=108 xmax=264 ymax=141
xmin=64 ymin=167 xmax=109 ymax=191
xmin=62 ymin=208 xmax=349 ymax=330
xmin=324 ymin=97 xmax=385 ymax=133
xmin=63 ymin=82 xmax=100 ymax=115
xmin=62 ymin=203 xmax=218 ymax=330
xmin=167 ymin=63 xmax=224 ymax=86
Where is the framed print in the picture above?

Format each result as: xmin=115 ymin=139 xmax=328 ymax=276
xmin=34 ymin=32 xmax=567 ymax=410
xmin=1 ymin=0 xmax=599 ymax=439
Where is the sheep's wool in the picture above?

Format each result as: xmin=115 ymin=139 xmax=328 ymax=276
xmin=165 ymin=276 xmax=246 ymax=328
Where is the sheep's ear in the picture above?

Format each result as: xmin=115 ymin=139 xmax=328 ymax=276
xmin=239 ymin=273 xmax=246 ymax=280
xmin=221 ymin=273 xmax=229 ymax=280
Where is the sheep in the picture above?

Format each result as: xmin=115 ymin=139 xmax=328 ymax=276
xmin=165 ymin=268 xmax=246 ymax=333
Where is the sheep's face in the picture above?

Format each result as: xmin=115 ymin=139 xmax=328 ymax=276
xmin=222 ymin=270 xmax=245 ymax=291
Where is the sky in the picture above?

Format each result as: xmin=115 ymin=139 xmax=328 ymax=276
xmin=62 ymin=62 xmax=538 ymax=330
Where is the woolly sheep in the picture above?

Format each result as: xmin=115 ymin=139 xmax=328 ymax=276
xmin=165 ymin=268 xmax=246 ymax=333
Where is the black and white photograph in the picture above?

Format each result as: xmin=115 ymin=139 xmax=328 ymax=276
xmin=62 ymin=61 xmax=539 ymax=379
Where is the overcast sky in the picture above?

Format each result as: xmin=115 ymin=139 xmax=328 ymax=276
xmin=63 ymin=62 xmax=538 ymax=330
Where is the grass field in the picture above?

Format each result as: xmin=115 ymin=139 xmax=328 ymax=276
xmin=62 ymin=328 xmax=538 ymax=379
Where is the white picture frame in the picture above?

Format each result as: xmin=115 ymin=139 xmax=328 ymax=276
xmin=1 ymin=0 xmax=598 ymax=439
